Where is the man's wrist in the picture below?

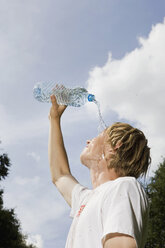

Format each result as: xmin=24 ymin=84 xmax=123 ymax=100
xmin=49 ymin=116 xmax=61 ymax=123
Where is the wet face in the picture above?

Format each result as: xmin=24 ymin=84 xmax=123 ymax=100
xmin=80 ymin=131 xmax=107 ymax=168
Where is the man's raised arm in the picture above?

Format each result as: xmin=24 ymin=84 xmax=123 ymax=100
xmin=48 ymin=95 xmax=79 ymax=207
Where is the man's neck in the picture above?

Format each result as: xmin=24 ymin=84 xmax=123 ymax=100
xmin=89 ymin=160 xmax=119 ymax=189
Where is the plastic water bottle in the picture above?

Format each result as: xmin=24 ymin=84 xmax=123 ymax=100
xmin=33 ymin=82 xmax=96 ymax=107
xmin=33 ymin=82 xmax=107 ymax=132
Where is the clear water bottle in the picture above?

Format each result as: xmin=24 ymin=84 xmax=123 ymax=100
xmin=33 ymin=82 xmax=96 ymax=107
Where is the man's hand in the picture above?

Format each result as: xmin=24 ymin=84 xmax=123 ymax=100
xmin=48 ymin=95 xmax=67 ymax=120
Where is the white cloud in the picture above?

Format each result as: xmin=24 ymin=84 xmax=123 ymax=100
xmin=14 ymin=176 xmax=40 ymax=186
xmin=3 ymin=176 xmax=68 ymax=234
xmin=0 ymin=103 xmax=49 ymax=146
xmin=0 ymin=101 xmax=97 ymax=147
xmin=14 ymin=194 xmax=67 ymax=234
xmin=26 ymin=234 xmax=44 ymax=248
xmin=87 ymin=18 xmax=165 ymax=176
xmin=27 ymin=152 xmax=41 ymax=162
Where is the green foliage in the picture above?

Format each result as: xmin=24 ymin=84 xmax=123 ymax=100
xmin=145 ymin=158 xmax=165 ymax=248
xmin=0 ymin=152 xmax=37 ymax=248
xmin=0 ymin=153 xmax=11 ymax=181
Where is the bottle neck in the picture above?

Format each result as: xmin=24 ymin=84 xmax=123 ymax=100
xmin=88 ymin=94 xmax=95 ymax=102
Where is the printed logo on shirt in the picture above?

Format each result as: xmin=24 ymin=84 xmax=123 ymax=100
xmin=76 ymin=205 xmax=86 ymax=217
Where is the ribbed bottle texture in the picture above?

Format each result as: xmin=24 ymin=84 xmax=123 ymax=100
xmin=33 ymin=82 xmax=95 ymax=107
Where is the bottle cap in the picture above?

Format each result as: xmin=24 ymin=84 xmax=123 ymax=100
xmin=88 ymin=94 xmax=95 ymax=102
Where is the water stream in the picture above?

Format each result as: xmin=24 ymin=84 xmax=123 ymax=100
xmin=94 ymin=100 xmax=108 ymax=133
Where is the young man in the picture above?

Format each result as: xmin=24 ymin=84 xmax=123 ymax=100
xmin=48 ymin=95 xmax=151 ymax=248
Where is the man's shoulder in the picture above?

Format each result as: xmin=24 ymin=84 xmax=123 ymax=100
xmin=111 ymin=176 xmax=143 ymax=189
xmin=103 ymin=176 xmax=138 ymax=190
xmin=100 ymin=177 xmax=147 ymax=200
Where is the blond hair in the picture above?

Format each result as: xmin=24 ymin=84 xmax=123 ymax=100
xmin=105 ymin=122 xmax=151 ymax=178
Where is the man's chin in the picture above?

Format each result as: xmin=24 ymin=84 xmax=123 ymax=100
xmin=80 ymin=153 xmax=85 ymax=165
xmin=80 ymin=152 xmax=88 ymax=167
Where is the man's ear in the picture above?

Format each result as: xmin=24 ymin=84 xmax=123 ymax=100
xmin=104 ymin=148 xmax=115 ymax=161
xmin=103 ymin=142 xmax=115 ymax=158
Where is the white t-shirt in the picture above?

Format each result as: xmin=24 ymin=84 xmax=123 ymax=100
xmin=65 ymin=176 xmax=149 ymax=248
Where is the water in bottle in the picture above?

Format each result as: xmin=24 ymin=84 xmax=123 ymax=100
xmin=33 ymin=82 xmax=96 ymax=107
xmin=33 ymin=82 xmax=107 ymax=131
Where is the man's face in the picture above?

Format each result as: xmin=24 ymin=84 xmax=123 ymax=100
xmin=80 ymin=131 xmax=106 ymax=168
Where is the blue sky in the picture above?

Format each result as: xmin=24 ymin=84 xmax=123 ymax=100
xmin=0 ymin=0 xmax=165 ymax=247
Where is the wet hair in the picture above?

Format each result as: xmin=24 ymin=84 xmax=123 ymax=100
xmin=105 ymin=122 xmax=151 ymax=178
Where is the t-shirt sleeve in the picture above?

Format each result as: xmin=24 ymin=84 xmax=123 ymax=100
xmin=101 ymin=181 xmax=143 ymax=247
xmin=70 ymin=183 xmax=92 ymax=218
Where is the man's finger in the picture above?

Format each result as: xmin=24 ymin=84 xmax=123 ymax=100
xmin=50 ymin=95 xmax=58 ymax=106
